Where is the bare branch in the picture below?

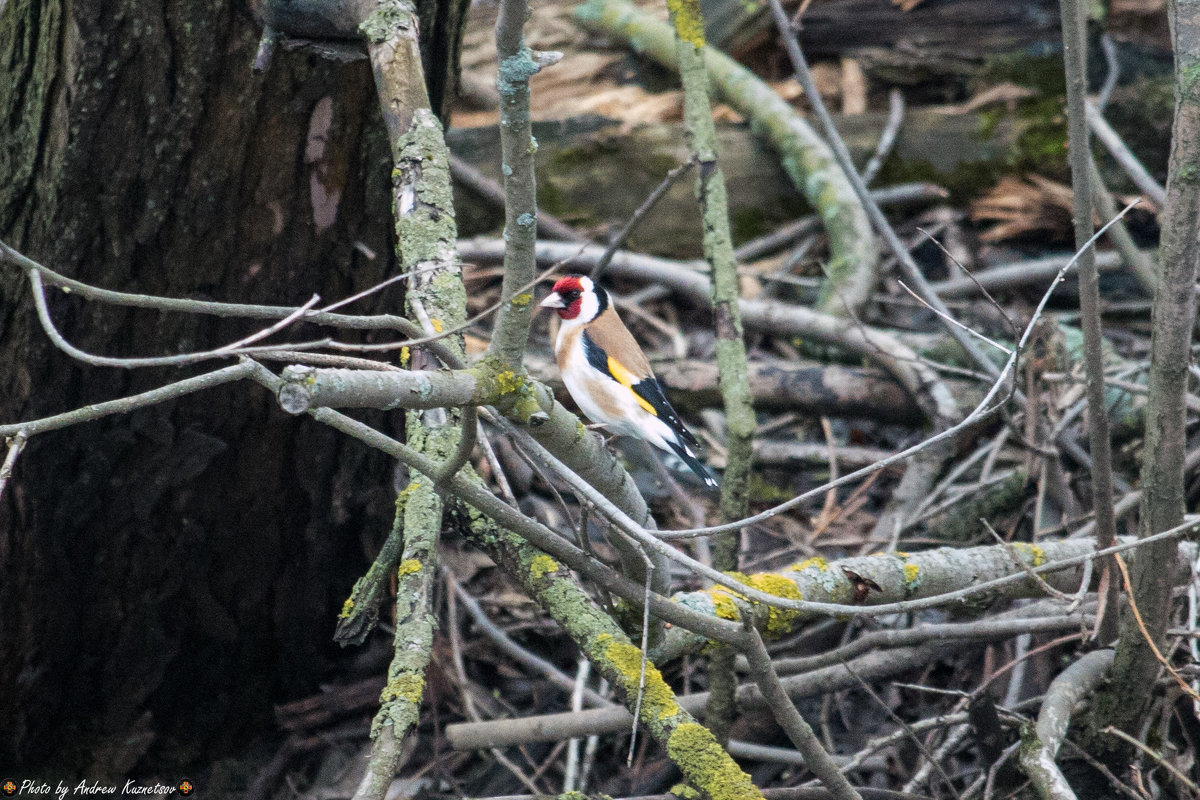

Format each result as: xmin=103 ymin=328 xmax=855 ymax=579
xmin=0 ymin=361 xmax=259 ymax=439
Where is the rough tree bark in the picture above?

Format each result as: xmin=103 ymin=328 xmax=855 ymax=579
xmin=0 ymin=0 xmax=458 ymax=773
xmin=1088 ymin=0 xmax=1200 ymax=748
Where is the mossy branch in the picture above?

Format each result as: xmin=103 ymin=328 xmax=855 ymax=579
xmin=574 ymin=0 xmax=878 ymax=317
xmin=665 ymin=0 xmax=754 ymax=745
xmin=351 ymin=4 xmax=470 ymax=797
xmin=657 ymin=537 xmax=1188 ymax=660
xmin=460 ymin=513 xmax=767 ymax=800
xmin=487 ymin=0 xmax=548 ymax=368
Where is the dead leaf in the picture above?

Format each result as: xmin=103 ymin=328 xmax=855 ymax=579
xmin=970 ymin=174 xmax=1074 ymax=242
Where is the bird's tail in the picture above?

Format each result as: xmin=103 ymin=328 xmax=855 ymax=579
xmin=664 ymin=437 xmax=719 ymax=489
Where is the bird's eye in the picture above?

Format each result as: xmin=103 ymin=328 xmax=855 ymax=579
xmin=563 ymin=291 xmax=580 ymax=301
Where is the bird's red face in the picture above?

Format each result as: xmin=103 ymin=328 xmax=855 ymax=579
xmin=540 ymin=276 xmax=586 ymax=320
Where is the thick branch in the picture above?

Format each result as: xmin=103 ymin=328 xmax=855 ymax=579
xmin=486 ymin=0 xmax=543 ymax=368
xmin=352 ymin=4 xmax=469 ymax=797
xmin=1099 ymin=0 xmax=1200 ymax=742
xmin=1058 ymin=0 xmax=1119 ymax=646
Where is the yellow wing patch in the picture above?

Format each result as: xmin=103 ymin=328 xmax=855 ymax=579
xmin=607 ymin=356 xmax=658 ymax=416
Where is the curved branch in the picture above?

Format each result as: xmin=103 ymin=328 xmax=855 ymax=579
xmin=1019 ymin=649 xmax=1115 ymax=800
xmin=575 ymin=0 xmax=878 ymax=318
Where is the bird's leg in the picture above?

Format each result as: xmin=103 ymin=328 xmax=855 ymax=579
xmin=584 ymin=423 xmax=620 ymax=448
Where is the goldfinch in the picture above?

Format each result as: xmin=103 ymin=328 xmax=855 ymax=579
xmin=540 ymin=275 xmax=718 ymax=489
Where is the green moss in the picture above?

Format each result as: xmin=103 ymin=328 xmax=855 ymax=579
xmin=748 ymin=473 xmax=793 ymax=503
xmin=792 ymin=557 xmax=828 ymax=572
xmin=381 ymin=673 xmax=425 ymax=704
xmin=670 ymin=784 xmax=701 ymax=800
xmin=339 ymin=598 xmax=355 ymax=619
xmin=360 ymin=3 xmax=409 ymax=45
xmin=666 ymin=722 xmax=761 ymax=800
xmin=397 ymin=558 xmax=421 ymax=577
xmin=599 ymin=633 xmax=680 ymax=720
xmin=510 ymin=292 xmax=534 ymax=307
xmin=530 ymin=554 xmax=559 ymax=580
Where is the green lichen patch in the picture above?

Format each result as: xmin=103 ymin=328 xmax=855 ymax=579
xmin=666 ymin=722 xmax=761 ymax=800
xmin=598 ymin=633 xmax=680 ymax=721
xmin=339 ymin=598 xmax=355 ymax=619
xmin=666 ymin=0 xmax=706 ymax=48
xmin=791 ymin=557 xmax=828 ymax=573
xmin=670 ymin=784 xmax=701 ymax=800
xmin=710 ymin=591 xmax=740 ymax=621
xmin=381 ymin=673 xmax=425 ymax=704
xmin=903 ymin=563 xmax=923 ymax=593
xmin=743 ymin=572 xmax=804 ymax=637
xmin=530 ymin=554 xmax=560 ymax=580
xmin=359 ymin=3 xmax=411 ymax=45
xmin=497 ymin=48 xmax=541 ymax=97
xmin=511 ymin=292 xmax=534 ymax=307
xmin=397 ymin=559 xmax=422 ymax=577
xmin=1011 ymin=541 xmax=1046 ymax=567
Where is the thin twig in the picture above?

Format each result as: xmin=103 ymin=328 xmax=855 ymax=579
xmin=1100 ymin=725 xmax=1200 ymax=795
xmin=0 ymin=430 xmax=29 ymax=503
xmin=1095 ymin=33 xmax=1120 ymax=112
xmin=592 ymin=158 xmax=696 ymax=284
xmin=1086 ymin=101 xmax=1167 ymax=207
xmin=843 ymin=659 xmax=961 ymax=800
xmin=0 ymin=361 xmax=259 ymax=439
xmin=1060 ymin=0 xmax=1121 ymax=646
xmin=861 ymin=89 xmax=905 ymax=186
xmin=1113 ymin=553 xmax=1200 ymax=702
xmin=766 ymin=0 xmax=1000 ymax=381
xmin=895 ymin=280 xmax=1012 ymax=355
xmin=983 ymin=520 xmax=1074 ymax=602
xmin=739 ymin=610 xmax=864 ymax=800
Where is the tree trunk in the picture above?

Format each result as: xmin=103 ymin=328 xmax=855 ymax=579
xmin=0 ymin=0 xmax=400 ymax=774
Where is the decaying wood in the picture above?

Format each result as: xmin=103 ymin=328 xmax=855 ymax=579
xmin=448 ymin=110 xmax=1019 ymax=255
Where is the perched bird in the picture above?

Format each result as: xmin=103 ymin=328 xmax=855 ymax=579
xmin=540 ymin=274 xmax=718 ymax=489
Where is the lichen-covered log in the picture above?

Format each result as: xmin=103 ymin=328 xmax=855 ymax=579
xmin=658 ymin=537 xmax=1191 ymax=659
xmin=448 ymin=113 xmax=1012 ymax=256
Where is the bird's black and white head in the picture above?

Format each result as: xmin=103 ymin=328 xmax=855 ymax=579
xmin=539 ymin=274 xmax=609 ymax=327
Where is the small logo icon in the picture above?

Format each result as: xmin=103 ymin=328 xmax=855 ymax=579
xmin=178 ymin=782 xmax=193 ymax=796
xmin=2 ymin=781 xmax=16 ymax=796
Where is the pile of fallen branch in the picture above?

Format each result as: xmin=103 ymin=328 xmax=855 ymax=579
xmin=2 ymin=0 xmax=1199 ymax=798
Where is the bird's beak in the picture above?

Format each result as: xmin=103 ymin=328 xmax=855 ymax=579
xmin=539 ymin=292 xmax=565 ymax=309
